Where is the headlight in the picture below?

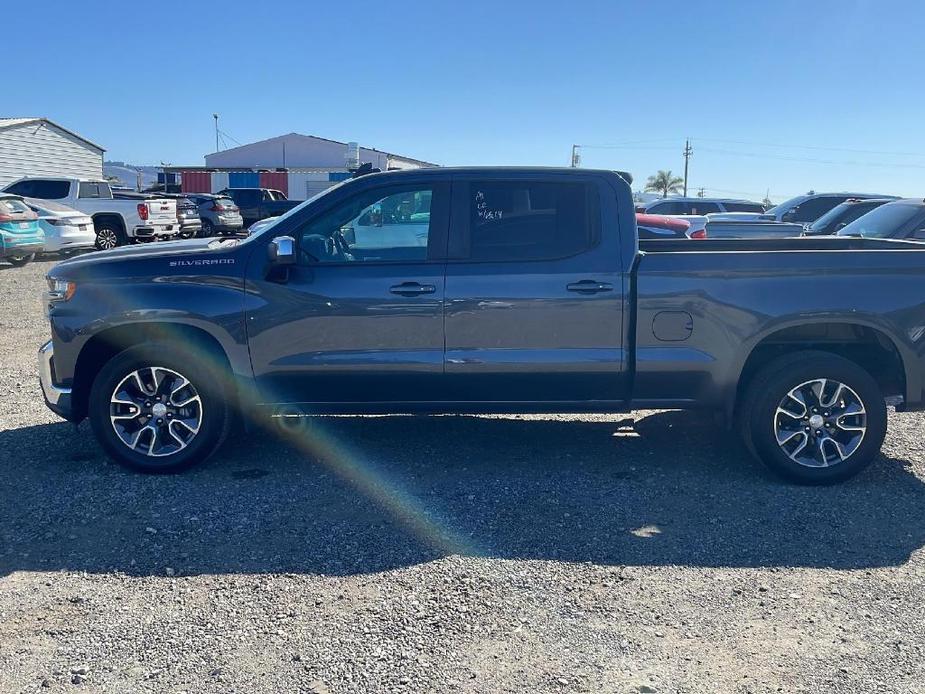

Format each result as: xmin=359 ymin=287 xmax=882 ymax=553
xmin=46 ymin=277 xmax=76 ymax=302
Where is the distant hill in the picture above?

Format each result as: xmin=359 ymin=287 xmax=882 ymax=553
xmin=103 ymin=162 xmax=161 ymax=190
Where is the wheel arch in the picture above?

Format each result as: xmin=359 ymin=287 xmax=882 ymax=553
xmin=91 ymin=213 xmax=126 ymax=233
xmin=731 ymin=319 xmax=910 ymax=420
xmin=71 ymin=321 xmax=242 ymax=421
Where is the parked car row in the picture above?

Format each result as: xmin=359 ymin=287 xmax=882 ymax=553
xmin=637 ymin=190 xmax=925 ymax=242
xmin=0 ymin=178 xmax=288 ymax=257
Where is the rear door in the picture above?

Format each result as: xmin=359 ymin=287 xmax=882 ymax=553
xmin=443 ymin=173 xmax=628 ymax=404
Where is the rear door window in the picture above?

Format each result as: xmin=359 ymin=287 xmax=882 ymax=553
xmin=647 ymin=201 xmax=680 ymax=215
xmin=722 ymin=202 xmax=765 ymax=213
xmin=13 ymin=180 xmax=70 ymax=199
xmin=463 ymin=180 xmax=597 ymax=261
xmin=788 ymin=196 xmax=845 ymax=222
xmin=687 ymin=201 xmax=721 ymax=215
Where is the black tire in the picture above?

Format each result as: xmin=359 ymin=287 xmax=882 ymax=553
xmin=740 ymin=350 xmax=887 ymax=484
xmin=6 ymin=253 xmax=35 ymax=267
xmin=201 ymin=219 xmax=214 ymax=237
xmin=95 ymin=223 xmax=126 ymax=251
xmin=88 ymin=343 xmax=231 ymax=473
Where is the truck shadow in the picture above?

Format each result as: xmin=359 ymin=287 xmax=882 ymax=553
xmin=1 ymin=411 xmax=924 ymax=577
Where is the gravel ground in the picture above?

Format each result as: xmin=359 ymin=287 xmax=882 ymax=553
xmin=2 ymin=258 xmax=925 ymax=693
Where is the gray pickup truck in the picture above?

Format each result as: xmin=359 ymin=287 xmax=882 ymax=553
xmin=39 ymin=168 xmax=925 ymax=483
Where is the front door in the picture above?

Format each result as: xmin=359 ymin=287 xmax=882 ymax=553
xmin=246 ymin=182 xmax=450 ymax=406
xmin=443 ymin=175 xmax=628 ymax=405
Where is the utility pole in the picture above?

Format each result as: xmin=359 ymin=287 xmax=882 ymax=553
xmin=697 ymin=187 xmax=705 ymax=198
xmin=213 ymin=113 xmax=220 ymax=153
xmin=682 ymin=138 xmax=693 ymax=197
xmin=570 ymin=144 xmax=581 ymax=168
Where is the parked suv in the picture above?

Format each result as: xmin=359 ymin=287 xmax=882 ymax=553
xmin=802 ymin=198 xmax=895 ymax=236
xmin=217 ymin=188 xmax=300 ymax=226
xmin=644 ymin=197 xmax=765 ymax=216
xmin=186 ymin=194 xmax=244 ymax=236
xmin=161 ymin=195 xmax=202 ymax=238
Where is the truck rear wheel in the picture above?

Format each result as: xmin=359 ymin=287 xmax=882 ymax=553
xmin=88 ymin=343 xmax=231 ymax=473
xmin=95 ymin=224 xmax=125 ymax=250
xmin=741 ymin=351 xmax=887 ymax=484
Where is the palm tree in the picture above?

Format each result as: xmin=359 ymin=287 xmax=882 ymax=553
xmin=645 ymin=170 xmax=684 ymax=198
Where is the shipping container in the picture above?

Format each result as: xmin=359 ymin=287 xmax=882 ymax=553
xmin=180 ymin=170 xmax=212 ymax=194
xmin=259 ymin=171 xmax=288 ymax=197
xmin=228 ymin=171 xmax=259 ymax=188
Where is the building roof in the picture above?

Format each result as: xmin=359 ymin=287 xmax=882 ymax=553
xmin=205 ymin=132 xmax=437 ymax=167
xmin=0 ymin=117 xmax=106 ymax=153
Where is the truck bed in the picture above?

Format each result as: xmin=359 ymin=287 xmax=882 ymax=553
xmin=631 ymin=235 xmax=925 ymax=412
xmin=638 ymin=236 xmax=925 ymax=253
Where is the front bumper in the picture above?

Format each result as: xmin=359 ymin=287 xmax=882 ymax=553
xmin=38 ymin=340 xmax=74 ymax=420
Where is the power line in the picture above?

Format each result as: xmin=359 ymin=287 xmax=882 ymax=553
xmin=694 ymin=136 xmax=925 ymax=159
xmin=696 ymin=146 xmax=925 ymax=170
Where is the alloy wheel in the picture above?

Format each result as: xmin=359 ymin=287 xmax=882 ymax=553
xmin=773 ymin=378 xmax=867 ymax=468
xmin=97 ymin=228 xmax=118 ymax=250
xmin=109 ymin=366 xmax=203 ymax=457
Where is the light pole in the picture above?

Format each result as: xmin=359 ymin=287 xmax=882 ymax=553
xmin=213 ymin=113 xmax=220 ymax=153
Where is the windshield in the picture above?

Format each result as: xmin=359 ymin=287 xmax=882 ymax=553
xmin=836 ymin=201 xmax=921 ymax=237
xmin=238 ymin=179 xmax=354 ymax=242
xmin=808 ymin=203 xmax=852 ymax=232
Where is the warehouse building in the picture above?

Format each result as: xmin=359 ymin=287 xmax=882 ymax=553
xmin=203 ymin=132 xmax=435 ymax=171
xmin=173 ymin=132 xmax=436 ymax=200
xmin=0 ymin=117 xmax=104 ymax=187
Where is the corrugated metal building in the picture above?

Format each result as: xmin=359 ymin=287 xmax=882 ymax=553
xmin=203 ymin=133 xmax=435 ymax=171
xmin=0 ymin=118 xmax=104 ymax=187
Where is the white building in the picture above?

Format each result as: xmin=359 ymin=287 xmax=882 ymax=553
xmin=203 ymin=133 xmax=435 ymax=171
xmin=0 ymin=118 xmax=104 ymax=187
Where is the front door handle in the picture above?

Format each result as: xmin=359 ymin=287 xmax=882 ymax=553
xmin=390 ymin=282 xmax=436 ymax=296
xmin=567 ymin=280 xmax=614 ymax=294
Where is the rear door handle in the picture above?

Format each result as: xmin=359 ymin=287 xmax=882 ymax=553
xmin=566 ymin=280 xmax=614 ymax=294
xmin=390 ymin=282 xmax=436 ymax=296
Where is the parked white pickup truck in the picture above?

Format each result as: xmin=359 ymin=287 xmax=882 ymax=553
xmin=2 ymin=177 xmax=178 ymax=250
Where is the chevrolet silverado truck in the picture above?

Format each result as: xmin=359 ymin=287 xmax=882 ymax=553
xmin=38 ymin=168 xmax=925 ymax=483
xmin=4 ymin=177 xmax=178 ymax=250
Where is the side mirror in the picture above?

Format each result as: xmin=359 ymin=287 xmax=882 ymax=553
xmin=268 ymin=236 xmax=296 ymax=265
xmin=834 ymin=222 xmax=847 ymax=232
xmin=781 ymin=211 xmax=795 ymax=222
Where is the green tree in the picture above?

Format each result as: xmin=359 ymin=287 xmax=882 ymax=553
xmin=645 ymin=170 xmax=684 ymax=198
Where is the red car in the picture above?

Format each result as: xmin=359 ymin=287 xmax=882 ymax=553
xmin=636 ymin=213 xmax=706 ymax=239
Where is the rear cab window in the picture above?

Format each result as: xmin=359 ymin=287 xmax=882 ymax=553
xmin=460 ymin=180 xmax=599 ymax=261
xmin=77 ymin=182 xmax=113 ymax=199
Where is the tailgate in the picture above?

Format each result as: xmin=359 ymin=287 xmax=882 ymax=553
xmin=145 ymin=199 xmax=177 ymax=224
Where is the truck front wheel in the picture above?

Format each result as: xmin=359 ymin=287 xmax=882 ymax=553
xmin=88 ymin=344 xmax=231 ymax=473
xmin=741 ymin=351 xmax=887 ymax=484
